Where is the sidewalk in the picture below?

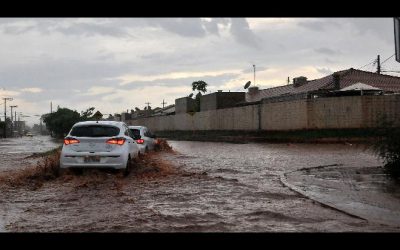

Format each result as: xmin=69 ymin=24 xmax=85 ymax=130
xmin=281 ymin=164 xmax=400 ymax=227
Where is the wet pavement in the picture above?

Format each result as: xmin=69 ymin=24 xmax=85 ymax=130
xmin=0 ymin=135 xmax=61 ymax=173
xmin=0 ymin=138 xmax=400 ymax=232
xmin=284 ymin=165 xmax=400 ymax=226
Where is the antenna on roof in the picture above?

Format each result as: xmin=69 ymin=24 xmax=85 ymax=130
xmin=244 ymin=81 xmax=251 ymax=89
xmin=253 ymin=64 xmax=256 ymax=87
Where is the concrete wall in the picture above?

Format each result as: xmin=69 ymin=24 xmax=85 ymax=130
xmin=126 ymin=105 xmax=259 ymax=132
xmin=199 ymin=94 xmax=217 ymax=112
xmin=200 ymin=92 xmax=246 ymax=111
xmin=125 ymin=95 xmax=400 ymax=132
xmin=307 ymin=96 xmax=363 ymax=129
xmin=261 ymin=99 xmax=308 ymax=130
xmin=175 ymin=97 xmax=196 ymax=114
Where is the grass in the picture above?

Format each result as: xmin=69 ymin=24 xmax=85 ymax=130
xmin=370 ymin=117 xmax=400 ymax=179
xmin=25 ymin=146 xmax=63 ymax=159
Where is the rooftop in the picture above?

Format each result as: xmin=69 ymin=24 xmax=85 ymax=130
xmin=246 ymin=68 xmax=400 ymax=102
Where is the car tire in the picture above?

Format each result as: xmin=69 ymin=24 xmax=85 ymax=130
xmin=72 ymin=168 xmax=83 ymax=175
xmin=55 ymin=167 xmax=65 ymax=177
xmin=123 ymin=156 xmax=132 ymax=176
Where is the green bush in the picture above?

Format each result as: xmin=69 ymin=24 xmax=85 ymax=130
xmin=372 ymin=115 xmax=400 ymax=178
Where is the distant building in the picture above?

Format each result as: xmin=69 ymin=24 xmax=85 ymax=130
xmin=200 ymin=91 xmax=245 ymax=111
xmin=152 ymin=104 xmax=175 ymax=116
xmin=175 ymin=97 xmax=196 ymax=114
xmin=246 ymin=68 xmax=400 ymax=103
xmin=120 ymin=104 xmax=175 ymax=121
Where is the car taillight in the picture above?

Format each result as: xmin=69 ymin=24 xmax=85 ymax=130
xmin=106 ymin=137 xmax=126 ymax=145
xmin=64 ymin=138 xmax=80 ymax=145
xmin=136 ymin=139 xmax=144 ymax=144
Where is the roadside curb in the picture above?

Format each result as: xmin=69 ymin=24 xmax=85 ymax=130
xmin=279 ymin=166 xmax=369 ymax=222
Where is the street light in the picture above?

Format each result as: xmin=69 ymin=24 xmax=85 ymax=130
xmin=2 ymin=97 xmax=13 ymax=138
xmin=10 ymin=105 xmax=17 ymax=137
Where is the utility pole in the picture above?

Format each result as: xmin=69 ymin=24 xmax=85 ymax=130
xmin=50 ymin=101 xmax=53 ymax=113
xmin=145 ymin=102 xmax=151 ymax=109
xmin=287 ymin=77 xmax=290 ymax=85
xmin=161 ymin=99 xmax=167 ymax=109
xmin=2 ymin=97 xmax=13 ymax=138
xmin=377 ymin=55 xmax=381 ymax=74
xmin=14 ymin=110 xmax=16 ymax=134
xmin=40 ymin=117 xmax=43 ymax=135
xmin=253 ymin=64 xmax=256 ymax=86
xmin=10 ymin=105 xmax=17 ymax=137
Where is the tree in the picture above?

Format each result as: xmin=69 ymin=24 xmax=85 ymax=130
xmin=42 ymin=108 xmax=81 ymax=138
xmin=80 ymin=107 xmax=95 ymax=120
xmin=191 ymin=80 xmax=208 ymax=112
xmin=372 ymin=115 xmax=400 ymax=179
xmin=192 ymin=80 xmax=208 ymax=93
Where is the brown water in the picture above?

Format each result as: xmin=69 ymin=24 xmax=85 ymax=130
xmin=0 ymin=135 xmax=61 ymax=173
xmin=1 ymin=139 xmax=399 ymax=232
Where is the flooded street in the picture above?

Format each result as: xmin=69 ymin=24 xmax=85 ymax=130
xmin=1 ymin=138 xmax=400 ymax=232
xmin=0 ymin=136 xmax=61 ymax=174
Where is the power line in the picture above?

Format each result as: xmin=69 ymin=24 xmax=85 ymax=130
xmin=358 ymin=58 xmax=376 ymax=70
xmin=381 ymin=53 xmax=395 ymax=65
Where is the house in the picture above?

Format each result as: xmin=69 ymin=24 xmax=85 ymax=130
xmin=246 ymin=68 xmax=400 ymax=103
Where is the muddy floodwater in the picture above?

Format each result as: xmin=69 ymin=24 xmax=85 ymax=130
xmin=0 ymin=136 xmax=61 ymax=174
xmin=1 ymin=137 xmax=400 ymax=232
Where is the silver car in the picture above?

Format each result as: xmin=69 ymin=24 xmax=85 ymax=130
xmin=128 ymin=126 xmax=157 ymax=154
xmin=60 ymin=121 xmax=140 ymax=175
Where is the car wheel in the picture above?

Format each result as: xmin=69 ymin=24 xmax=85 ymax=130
xmin=72 ymin=168 xmax=83 ymax=175
xmin=123 ymin=156 xmax=132 ymax=176
xmin=55 ymin=167 xmax=65 ymax=177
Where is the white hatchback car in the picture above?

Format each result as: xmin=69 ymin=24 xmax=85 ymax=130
xmin=128 ymin=126 xmax=157 ymax=154
xmin=60 ymin=121 xmax=140 ymax=175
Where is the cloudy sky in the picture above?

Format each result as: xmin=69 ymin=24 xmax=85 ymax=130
xmin=0 ymin=18 xmax=398 ymax=125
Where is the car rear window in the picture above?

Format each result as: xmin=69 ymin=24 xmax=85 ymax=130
xmin=129 ymin=129 xmax=141 ymax=137
xmin=70 ymin=125 xmax=120 ymax=137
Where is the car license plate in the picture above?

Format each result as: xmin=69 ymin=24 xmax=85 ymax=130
xmin=84 ymin=156 xmax=100 ymax=163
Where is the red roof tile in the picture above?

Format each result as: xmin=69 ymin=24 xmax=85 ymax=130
xmin=246 ymin=68 xmax=400 ymax=102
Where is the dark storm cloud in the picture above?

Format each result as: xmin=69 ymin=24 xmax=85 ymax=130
xmin=0 ymin=18 xmax=130 ymax=37
xmin=242 ymin=66 xmax=268 ymax=73
xmin=316 ymin=67 xmax=333 ymax=75
xmin=120 ymin=73 xmax=240 ymax=90
xmin=297 ymin=21 xmax=327 ymax=32
xmin=0 ymin=57 xmax=135 ymax=89
xmin=229 ymin=18 xmax=261 ymax=48
xmin=297 ymin=19 xmax=342 ymax=32
xmin=203 ymin=19 xmax=220 ymax=35
xmin=314 ymin=47 xmax=341 ymax=56
xmin=145 ymin=18 xmax=207 ymax=37
xmin=55 ymin=22 xmax=131 ymax=38
xmin=346 ymin=18 xmax=394 ymax=43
